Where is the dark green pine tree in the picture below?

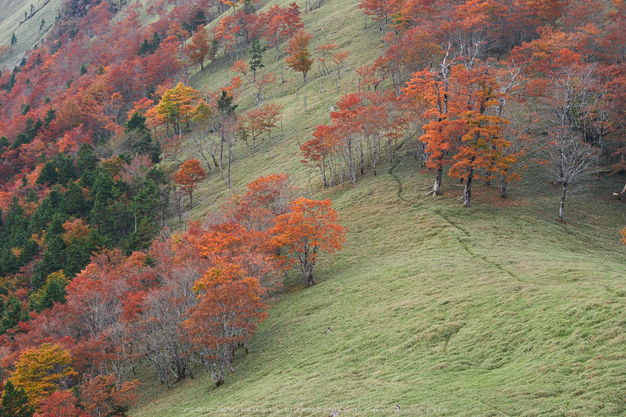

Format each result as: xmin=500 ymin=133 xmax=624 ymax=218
xmin=249 ymin=38 xmax=266 ymax=80
xmin=4 ymin=73 xmax=16 ymax=92
xmin=1 ymin=295 xmax=26 ymax=333
xmin=34 ymin=215 xmax=67 ymax=289
xmin=43 ymin=107 xmax=56 ymax=127
xmin=147 ymin=166 xmax=170 ymax=227
xmin=63 ymin=237 xmax=93 ymax=277
xmin=90 ymin=170 xmax=133 ymax=249
xmin=0 ymin=136 xmax=9 ymax=155
xmin=243 ymin=0 xmax=256 ymax=14
xmin=130 ymin=180 xmax=161 ymax=250
xmin=36 ymin=160 xmax=58 ymax=185
xmin=63 ymin=181 xmax=90 ymax=217
xmin=17 ymin=239 xmax=38 ymax=270
xmin=78 ymin=144 xmax=99 ymax=188
xmin=5 ymin=197 xmax=29 ymax=252
xmin=0 ymin=381 xmax=34 ymax=417
xmin=55 ymin=154 xmax=78 ymax=185
xmin=31 ymin=272 xmax=68 ymax=313
xmin=125 ymin=112 xmax=160 ymax=163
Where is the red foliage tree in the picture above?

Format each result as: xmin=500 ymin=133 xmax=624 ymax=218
xmin=173 ymin=158 xmax=207 ymax=208
xmin=186 ymin=25 xmax=211 ymax=71
xmin=269 ymin=198 xmax=346 ymax=287
xmin=262 ymin=3 xmax=304 ymax=62
xmin=183 ymin=261 xmax=267 ymax=387
xmin=35 ymin=391 xmax=88 ymax=417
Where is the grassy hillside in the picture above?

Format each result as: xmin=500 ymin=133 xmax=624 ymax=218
xmin=132 ymin=162 xmax=626 ymax=416
xmin=0 ymin=0 xmax=61 ymax=68
xmin=0 ymin=0 xmax=621 ymax=412
xmin=122 ymin=0 xmax=626 ymax=415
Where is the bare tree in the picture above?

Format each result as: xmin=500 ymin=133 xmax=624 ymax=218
xmin=545 ymin=126 xmax=599 ymax=221
xmin=137 ymin=257 xmax=204 ymax=388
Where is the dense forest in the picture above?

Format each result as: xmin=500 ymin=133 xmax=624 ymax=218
xmin=0 ymin=0 xmax=624 ymax=414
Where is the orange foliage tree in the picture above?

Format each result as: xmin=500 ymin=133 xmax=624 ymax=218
xmin=269 ymin=198 xmax=345 ymax=287
xmin=186 ymin=25 xmax=211 ymax=71
xmin=173 ymin=158 xmax=207 ymax=208
xmin=285 ymin=30 xmax=314 ymax=83
xmin=9 ymin=343 xmax=77 ymax=410
xmin=183 ymin=262 xmax=267 ymax=387
xmin=77 ymin=374 xmax=139 ymax=417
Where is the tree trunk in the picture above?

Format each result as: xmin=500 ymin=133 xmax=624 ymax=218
xmin=558 ymin=183 xmax=567 ymax=221
xmin=500 ymin=174 xmax=508 ymax=198
xmin=219 ymin=126 xmax=224 ymax=180
xmin=432 ymin=165 xmax=443 ymax=195
xmin=462 ymin=168 xmax=473 ymax=207
xmin=227 ymin=140 xmax=232 ymax=189
xmin=213 ymin=362 xmax=224 ymax=387
xmin=303 ymin=261 xmax=315 ymax=287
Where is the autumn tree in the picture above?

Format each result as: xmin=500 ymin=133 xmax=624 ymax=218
xmin=183 ymin=262 xmax=267 ymax=387
xmin=173 ymin=159 xmax=207 ymax=208
xmin=230 ymin=60 xmax=250 ymax=82
xmin=263 ymin=3 xmax=304 ymax=62
xmin=301 ymin=124 xmax=338 ymax=187
xmin=403 ymin=55 xmax=465 ymax=196
xmin=358 ymin=0 xmax=396 ymax=32
xmin=186 ymin=25 xmax=211 ymax=71
xmin=77 ymin=374 xmax=138 ymax=416
xmin=285 ymin=29 xmax=314 ymax=83
xmin=316 ymin=41 xmax=337 ymax=75
xmin=269 ymin=198 xmax=345 ymax=287
xmin=448 ymin=66 xmax=511 ymax=207
xmin=241 ymin=104 xmax=282 ymax=152
xmin=252 ymin=72 xmax=276 ymax=109
xmin=9 ymin=344 xmax=77 ymax=410
xmin=35 ymin=391 xmax=86 ymax=417
xmin=154 ymin=83 xmax=199 ymax=136
xmin=137 ymin=232 xmax=207 ymax=387
xmin=226 ymin=173 xmax=297 ymax=231
xmin=331 ymin=50 xmax=349 ymax=80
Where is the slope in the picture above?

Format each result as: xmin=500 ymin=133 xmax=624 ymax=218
xmin=122 ymin=0 xmax=626 ymax=415
xmin=0 ymin=0 xmax=61 ymax=68
xmin=131 ymin=156 xmax=626 ymax=416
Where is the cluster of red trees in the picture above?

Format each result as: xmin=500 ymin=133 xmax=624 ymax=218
xmin=302 ymin=92 xmax=407 ymax=187
xmin=0 ymin=174 xmax=345 ymax=413
xmin=301 ymin=0 xmax=626 ymax=213
xmin=210 ymin=2 xmax=303 ymax=65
